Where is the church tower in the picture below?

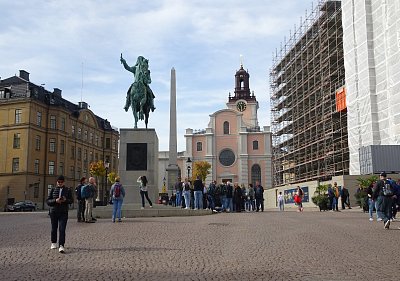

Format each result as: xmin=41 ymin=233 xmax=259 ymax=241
xmin=227 ymin=63 xmax=259 ymax=127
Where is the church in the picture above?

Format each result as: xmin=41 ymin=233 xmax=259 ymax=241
xmin=178 ymin=64 xmax=272 ymax=188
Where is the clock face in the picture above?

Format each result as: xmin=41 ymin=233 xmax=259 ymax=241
xmin=236 ymin=101 xmax=246 ymax=112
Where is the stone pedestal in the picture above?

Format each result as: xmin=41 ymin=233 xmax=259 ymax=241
xmin=118 ymin=128 xmax=159 ymax=204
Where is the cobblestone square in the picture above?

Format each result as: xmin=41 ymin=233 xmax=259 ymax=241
xmin=0 ymin=209 xmax=398 ymax=281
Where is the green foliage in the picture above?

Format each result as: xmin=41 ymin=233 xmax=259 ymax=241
xmin=311 ymin=184 xmax=329 ymax=207
xmin=192 ymin=161 xmax=211 ymax=182
xmin=107 ymin=171 xmax=118 ymax=184
xmin=354 ymin=175 xmax=378 ymax=208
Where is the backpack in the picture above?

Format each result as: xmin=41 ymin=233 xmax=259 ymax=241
xmin=382 ymin=180 xmax=394 ymax=196
xmin=114 ymin=183 xmax=121 ymax=198
xmin=75 ymin=184 xmax=83 ymax=200
xmin=184 ymin=182 xmax=190 ymax=191
xmin=81 ymin=184 xmax=91 ymax=199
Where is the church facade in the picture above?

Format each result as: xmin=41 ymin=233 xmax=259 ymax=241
xmin=182 ymin=64 xmax=272 ymax=188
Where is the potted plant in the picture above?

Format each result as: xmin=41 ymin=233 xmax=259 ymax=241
xmin=354 ymin=175 xmax=378 ymax=212
xmin=312 ymin=184 xmax=329 ymax=211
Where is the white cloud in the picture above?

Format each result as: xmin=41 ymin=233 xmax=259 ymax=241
xmin=1 ymin=0 xmax=314 ymax=151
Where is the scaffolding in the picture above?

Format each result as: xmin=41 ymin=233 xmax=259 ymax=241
xmin=270 ymin=0 xmax=349 ymax=187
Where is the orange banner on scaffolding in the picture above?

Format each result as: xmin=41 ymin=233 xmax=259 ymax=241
xmin=336 ymin=87 xmax=346 ymax=111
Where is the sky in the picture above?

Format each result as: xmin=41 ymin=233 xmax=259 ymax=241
xmin=1 ymin=0 xmax=315 ymax=151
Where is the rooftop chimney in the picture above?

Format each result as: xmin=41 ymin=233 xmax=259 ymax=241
xmin=78 ymin=101 xmax=88 ymax=109
xmin=53 ymin=88 xmax=62 ymax=96
xmin=19 ymin=70 xmax=30 ymax=81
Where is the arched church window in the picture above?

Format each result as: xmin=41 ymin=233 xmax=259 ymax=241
xmin=223 ymin=121 xmax=230 ymax=135
xmin=253 ymin=140 xmax=259 ymax=150
xmin=251 ymin=164 xmax=261 ymax=186
xmin=196 ymin=142 xmax=202 ymax=151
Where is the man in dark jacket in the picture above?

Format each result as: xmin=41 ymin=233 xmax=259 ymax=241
xmin=373 ymin=172 xmax=394 ymax=229
xmin=75 ymin=177 xmax=86 ymax=222
xmin=47 ymin=175 xmax=73 ymax=253
xmin=193 ymin=176 xmax=203 ymax=209
xmin=255 ymin=181 xmax=264 ymax=212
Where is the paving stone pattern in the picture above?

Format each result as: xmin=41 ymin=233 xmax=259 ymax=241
xmin=0 ymin=209 xmax=399 ymax=281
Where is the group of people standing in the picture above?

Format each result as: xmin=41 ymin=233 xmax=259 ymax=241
xmin=327 ymin=182 xmax=352 ymax=212
xmin=174 ymin=178 xmax=265 ymax=212
xmin=46 ymin=174 xmax=153 ymax=253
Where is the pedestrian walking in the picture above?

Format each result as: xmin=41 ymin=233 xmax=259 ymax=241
xmin=110 ymin=177 xmax=125 ymax=222
xmin=138 ymin=176 xmax=153 ymax=209
xmin=294 ymin=186 xmax=304 ymax=212
xmin=46 ymin=175 xmax=73 ymax=253
xmin=278 ymin=191 xmax=284 ymax=211
xmin=340 ymin=186 xmax=352 ymax=209
xmin=373 ymin=172 xmax=395 ymax=229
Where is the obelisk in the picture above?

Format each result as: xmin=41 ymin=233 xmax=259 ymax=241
xmin=166 ymin=67 xmax=179 ymax=192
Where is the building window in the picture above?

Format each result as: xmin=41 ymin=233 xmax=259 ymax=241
xmin=71 ymin=146 xmax=75 ymax=159
xmin=90 ymin=132 xmax=93 ymax=144
xmin=77 ymin=167 xmax=81 ymax=180
xmin=13 ymin=133 xmax=21 ymax=148
xmin=77 ymin=128 xmax=82 ymax=139
xmin=48 ymin=161 xmax=55 ymax=175
xmin=251 ymin=164 xmax=261 ymax=187
xmin=77 ymin=147 xmax=82 ymax=161
xmin=34 ymin=185 xmax=39 ymax=198
xmin=12 ymin=158 xmax=19 ymax=172
xmin=95 ymin=153 xmax=98 ymax=162
xmin=89 ymin=151 xmax=93 ymax=162
xmin=95 ymin=135 xmax=99 ymax=146
xmin=71 ymin=125 xmax=75 ymax=137
xmin=60 ymin=140 xmax=65 ymax=154
xmin=70 ymin=166 xmax=75 ymax=179
xmin=219 ymin=149 xmax=235 ymax=166
xmin=49 ymin=138 xmax=56 ymax=152
xmin=197 ymin=142 xmax=203 ymax=151
xmin=84 ymin=149 xmax=87 ymax=161
xmin=253 ymin=140 xmax=259 ymax=150
xmin=34 ymin=159 xmax=39 ymax=174
xmin=50 ymin=115 xmax=56 ymax=129
xmin=58 ymin=162 xmax=64 ymax=176
xmin=37 ymin=112 xmax=42 ymax=127
xmin=36 ymin=135 xmax=41 ymax=150
xmin=223 ymin=121 xmax=230 ymax=135
xmin=84 ymin=130 xmax=88 ymax=141
xmin=60 ymin=117 xmax=65 ymax=131
xmin=15 ymin=109 xmax=22 ymax=124
xmin=83 ymin=168 xmax=87 ymax=177
xmin=106 ymin=138 xmax=111 ymax=149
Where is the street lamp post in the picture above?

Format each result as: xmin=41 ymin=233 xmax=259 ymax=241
xmin=104 ymin=160 xmax=110 ymax=206
xmin=186 ymin=157 xmax=192 ymax=181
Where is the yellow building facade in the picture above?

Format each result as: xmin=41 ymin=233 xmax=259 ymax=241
xmin=0 ymin=70 xmax=119 ymax=210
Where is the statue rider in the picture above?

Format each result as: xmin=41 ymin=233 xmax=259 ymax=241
xmin=120 ymin=54 xmax=156 ymax=115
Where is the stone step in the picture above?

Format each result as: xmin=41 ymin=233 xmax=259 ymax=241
xmin=91 ymin=203 xmax=213 ymax=219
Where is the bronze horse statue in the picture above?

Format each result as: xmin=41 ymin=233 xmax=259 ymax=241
xmin=121 ymin=54 xmax=155 ymax=128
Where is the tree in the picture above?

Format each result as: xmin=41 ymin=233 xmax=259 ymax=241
xmin=107 ymin=171 xmax=118 ymax=184
xmin=355 ymin=175 xmax=378 ymax=209
xmin=89 ymin=160 xmax=106 ymax=177
xmin=192 ymin=161 xmax=211 ymax=182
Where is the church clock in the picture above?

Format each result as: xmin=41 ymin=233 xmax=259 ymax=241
xmin=236 ymin=101 xmax=246 ymax=112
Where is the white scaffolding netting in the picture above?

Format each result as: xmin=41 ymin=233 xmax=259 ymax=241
xmin=342 ymin=0 xmax=400 ymax=174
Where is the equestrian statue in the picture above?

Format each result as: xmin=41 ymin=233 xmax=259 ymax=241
xmin=120 ymin=54 xmax=156 ymax=128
